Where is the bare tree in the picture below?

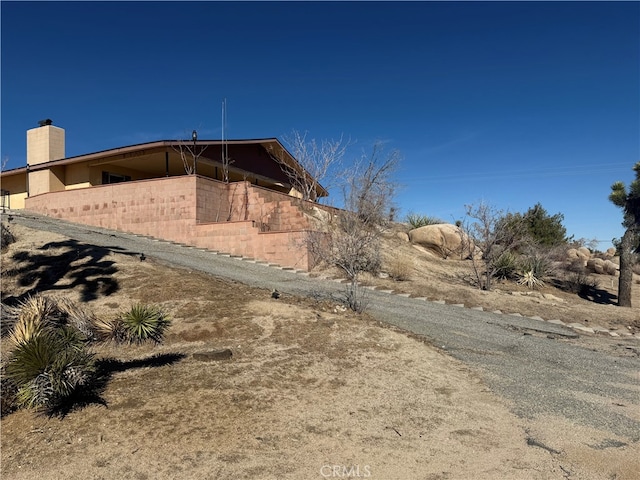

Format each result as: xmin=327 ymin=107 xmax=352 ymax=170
xmin=463 ymin=202 xmax=526 ymax=291
xmin=267 ymin=130 xmax=350 ymax=202
xmin=171 ymin=132 xmax=208 ymax=175
xmin=315 ymin=143 xmax=400 ymax=311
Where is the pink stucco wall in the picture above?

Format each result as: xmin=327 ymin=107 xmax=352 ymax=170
xmin=25 ymin=175 xmax=315 ymax=270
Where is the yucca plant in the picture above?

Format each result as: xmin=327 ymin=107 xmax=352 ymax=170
xmin=519 ymin=254 xmax=555 ymax=280
xmin=4 ymin=295 xmax=59 ymax=342
xmin=90 ymin=317 xmax=125 ymax=343
xmin=406 ymin=213 xmax=444 ymax=229
xmin=6 ymin=330 xmax=95 ymax=410
xmin=4 ymin=295 xmax=172 ymax=414
xmin=119 ymin=303 xmax=171 ymax=344
xmin=56 ymin=297 xmax=98 ymax=341
xmin=492 ymin=251 xmax=519 ymax=280
xmin=517 ymin=270 xmax=545 ymax=289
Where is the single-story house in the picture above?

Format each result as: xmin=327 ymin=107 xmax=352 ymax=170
xmin=0 ymin=121 xmax=332 ymax=270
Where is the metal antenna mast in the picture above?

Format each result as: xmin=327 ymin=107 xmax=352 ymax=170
xmin=221 ymin=98 xmax=230 ymax=183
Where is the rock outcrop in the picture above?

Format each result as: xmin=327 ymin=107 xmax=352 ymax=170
xmin=408 ymin=224 xmax=474 ymax=259
xmin=568 ymin=247 xmax=618 ymax=276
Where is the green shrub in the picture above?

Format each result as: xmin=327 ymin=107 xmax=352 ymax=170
xmin=500 ymin=203 xmax=568 ymax=247
xmin=406 ymin=213 xmax=444 ymax=229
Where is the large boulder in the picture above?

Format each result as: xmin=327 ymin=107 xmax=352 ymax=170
xmin=603 ymin=260 xmax=618 ymax=275
xmin=577 ymin=247 xmax=591 ymax=262
xmin=396 ymin=231 xmax=410 ymax=242
xmin=587 ymin=258 xmax=605 ymax=274
xmin=586 ymin=257 xmax=618 ymax=276
xmin=567 ymin=247 xmax=591 ymax=266
xmin=408 ymin=224 xmax=474 ymax=259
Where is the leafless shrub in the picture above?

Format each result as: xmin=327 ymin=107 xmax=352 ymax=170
xmin=310 ymin=142 xmax=400 ymax=312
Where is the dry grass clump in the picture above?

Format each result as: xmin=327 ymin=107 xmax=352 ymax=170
xmin=387 ymin=255 xmax=413 ymax=282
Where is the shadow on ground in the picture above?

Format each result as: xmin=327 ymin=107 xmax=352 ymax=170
xmin=48 ymin=353 xmax=186 ymax=418
xmin=3 ymin=239 xmax=139 ymax=302
xmin=550 ymin=279 xmax=618 ymax=306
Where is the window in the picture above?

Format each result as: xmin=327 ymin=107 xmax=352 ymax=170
xmin=102 ymin=172 xmax=131 ymax=184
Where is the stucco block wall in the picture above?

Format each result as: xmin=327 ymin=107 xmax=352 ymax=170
xmin=25 ymin=175 xmax=317 ymax=270
xmin=26 ymin=176 xmax=197 ymax=240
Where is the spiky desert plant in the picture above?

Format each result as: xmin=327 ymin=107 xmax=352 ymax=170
xmin=90 ymin=316 xmax=128 ymax=343
xmin=8 ymin=295 xmax=63 ymax=345
xmin=119 ymin=303 xmax=171 ymax=344
xmin=517 ymin=270 xmax=545 ymax=289
xmin=4 ymin=295 xmax=59 ymax=342
xmin=406 ymin=213 xmax=444 ymax=229
xmin=56 ymin=297 xmax=97 ymax=341
xmin=5 ymin=329 xmax=95 ymax=410
xmin=492 ymin=251 xmax=519 ymax=280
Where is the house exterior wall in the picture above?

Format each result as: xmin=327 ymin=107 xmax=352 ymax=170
xmin=50 ymin=166 xmax=66 ymax=191
xmin=25 ymin=175 xmax=315 ymax=270
xmin=0 ymin=173 xmax=27 ymax=209
xmin=65 ymin=162 xmax=92 ymax=188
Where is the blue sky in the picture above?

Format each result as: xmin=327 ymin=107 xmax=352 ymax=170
xmin=1 ymin=1 xmax=638 ymax=248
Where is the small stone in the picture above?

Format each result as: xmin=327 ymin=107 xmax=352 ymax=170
xmin=568 ymin=323 xmax=595 ymax=334
xmin=547 ymin=319 xmax=566 ymax=326
xmin=192 ymin=349 xmax=233 ymax=362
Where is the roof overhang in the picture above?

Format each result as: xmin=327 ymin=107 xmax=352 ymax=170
xmin=0 ymin=138 xmax=328 ymax=198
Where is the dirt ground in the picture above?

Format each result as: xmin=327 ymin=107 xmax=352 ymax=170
xmin=1 ymin=223 xmax=639 ymax=479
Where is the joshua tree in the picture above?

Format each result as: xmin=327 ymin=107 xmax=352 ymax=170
xmin=609 ymin=162 xmax=640 ymax=307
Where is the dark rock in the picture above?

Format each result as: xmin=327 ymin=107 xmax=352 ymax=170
xmin=192 ymin=349 xmax=233 ymax=362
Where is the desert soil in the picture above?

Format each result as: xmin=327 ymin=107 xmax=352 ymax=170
xmin=1 ymin=223 xmax=638 ymax=479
